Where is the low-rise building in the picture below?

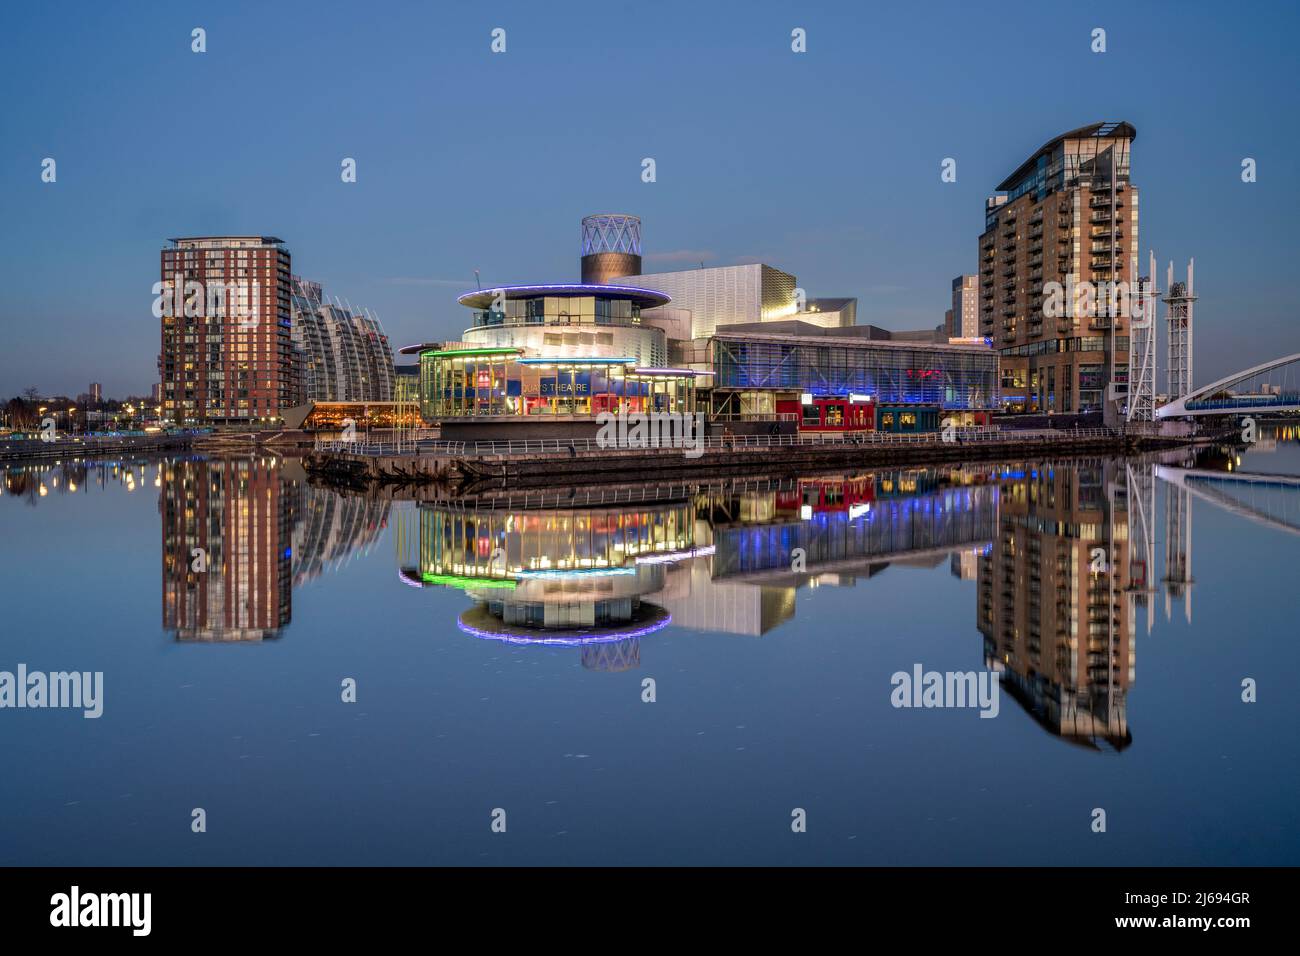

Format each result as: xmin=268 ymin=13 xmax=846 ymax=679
xmin=700 ymin=327 xmax=998 ymax=431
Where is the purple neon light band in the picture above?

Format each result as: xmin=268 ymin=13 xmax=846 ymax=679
xmin=456 ymin=614 xmax=672 ymax=646
xmin=457 ymin=283 xmax=672 ymax=307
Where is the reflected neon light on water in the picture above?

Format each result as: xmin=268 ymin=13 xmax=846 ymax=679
xmin=515 ymin=566 xmax=637 ymax=579
xmin=634 ymin=545 xmax=716 ymax=565
xmin=420 ymin=573 xmax=517 ymax=589
xmin=457 ymin=615 xmax=672 ymax=646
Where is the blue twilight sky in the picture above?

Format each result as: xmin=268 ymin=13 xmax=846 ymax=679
xmin=0 ymin=0 xmax=1296 ymax=398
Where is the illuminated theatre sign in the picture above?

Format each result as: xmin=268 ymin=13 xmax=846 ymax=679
xmin=539 ymin=375 xmax=592 ymax=396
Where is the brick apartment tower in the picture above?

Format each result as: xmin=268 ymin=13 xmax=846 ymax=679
xmin=979 ymin=122 xmax=1137 ymax=415
xmin=158 ymin=236 xmax=295 ymax=425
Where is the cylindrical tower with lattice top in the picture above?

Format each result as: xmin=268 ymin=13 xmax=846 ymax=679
xmin=581 ymin=213 xmax=641 ymax=284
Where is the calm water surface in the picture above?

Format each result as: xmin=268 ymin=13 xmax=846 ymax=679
xmin=2 ymin=433 xmax=1299 ymax=865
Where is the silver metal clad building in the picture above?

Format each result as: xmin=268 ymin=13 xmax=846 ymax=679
xmin=614 ymin=263 xmax=797 ymax=339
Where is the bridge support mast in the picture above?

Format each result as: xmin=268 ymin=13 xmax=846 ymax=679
xmin=1125 ymin=462 xmax=1157 ymax=634
xmin=1164 ymin=259 xmax=1196 ymax=402
xmin=1127 ymin=250 xmax=1159 ymax=421
xmin=1162 ymin=479 xmax=1194 ymax=624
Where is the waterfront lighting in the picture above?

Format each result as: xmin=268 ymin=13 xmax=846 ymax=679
xmin=456 ymin=613 xmax=672 ymax=646
xmin=516 ymin=567 xmax=637 ymax=579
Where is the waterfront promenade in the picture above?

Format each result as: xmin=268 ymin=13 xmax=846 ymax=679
xmin=0 ymin=431 xmax=203 ymax=462
xmin=305 ymin=425 xmax=1215 ymax=489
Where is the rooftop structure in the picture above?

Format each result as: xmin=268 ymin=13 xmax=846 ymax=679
xmin=581 ymin=214 xmax=642 ymax=285
xmin=615 ymin=263 xmax=798 ymax=339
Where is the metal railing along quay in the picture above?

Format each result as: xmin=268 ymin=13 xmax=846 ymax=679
xmin=422 ymin=475 xmax=868 ymax=512
xmin=312 ymin=426 xmax=1125 ymax=459
xmin=0 ymin=430 xmax=208 ymax=461
xmin=436 ymin=483 xmax=706 ymax=512
xmin=708 ymin=412 xmax=800 ymax=423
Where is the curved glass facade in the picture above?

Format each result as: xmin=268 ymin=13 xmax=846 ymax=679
xmin=462 ymin=320 xmax=666 ymax=368
xmin=413 ymin=285 xmax=688 ymax=420
xmin=418 ymin=349 xmax=695 ymax=419
xmin=470 ymin=294 xmax=643 ymax=328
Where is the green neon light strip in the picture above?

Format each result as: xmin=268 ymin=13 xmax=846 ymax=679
xmin=420 ymin=573 xmax=517 ymax=589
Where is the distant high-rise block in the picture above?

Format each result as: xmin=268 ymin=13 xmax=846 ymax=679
xmin=950 ymin=275 xmax=979 ymax=339
xmin=158 ymin=237 xmax=295 ymax=425
xmin=88 ymin=382 xmax=102 ymax=403
xmin=978 ymin=122 xmax=1138 ymax=414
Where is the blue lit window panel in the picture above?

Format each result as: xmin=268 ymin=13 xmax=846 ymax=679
xmin=712 ymin=336 xmax=998 ymax=410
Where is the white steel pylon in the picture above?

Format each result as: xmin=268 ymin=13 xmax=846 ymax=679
xmin=1163 ymin=478 xmax=1194 ymax=625
xmin=1124 ymin=461 xmax=1157 ymax=635
xmin=1164 ymin=259 xmax=1196 ymax=401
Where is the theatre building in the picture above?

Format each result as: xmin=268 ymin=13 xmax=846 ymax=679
xmin=404 ymin=283 xmax=698 ymax=440
xmin=401 ymin=215 xmax=1000 ymax=439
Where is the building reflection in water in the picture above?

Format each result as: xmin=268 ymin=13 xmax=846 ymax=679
xmin=977 ymin=462 xmax=1137 ymax=751
xmin=973 ymin=441 xmax=1296 ymax=751
xmin=2 ymin=454 xmax=159 ymax=501
xmin=10 ymin=439 xmax=1282 ymax=746
xmin=159 ymin=456 xmax=388 ymax=642
xmin=398 ymin=469 xmax=1001 ymax=669
xmin=399 ymin=450 xmax=1280 ymax=749
xmin=397 ymin=503 xmax=690 ymax=671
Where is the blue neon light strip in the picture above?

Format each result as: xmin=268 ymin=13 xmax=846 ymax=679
xmin=516 ymin=567 xmax=637 ymax=579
